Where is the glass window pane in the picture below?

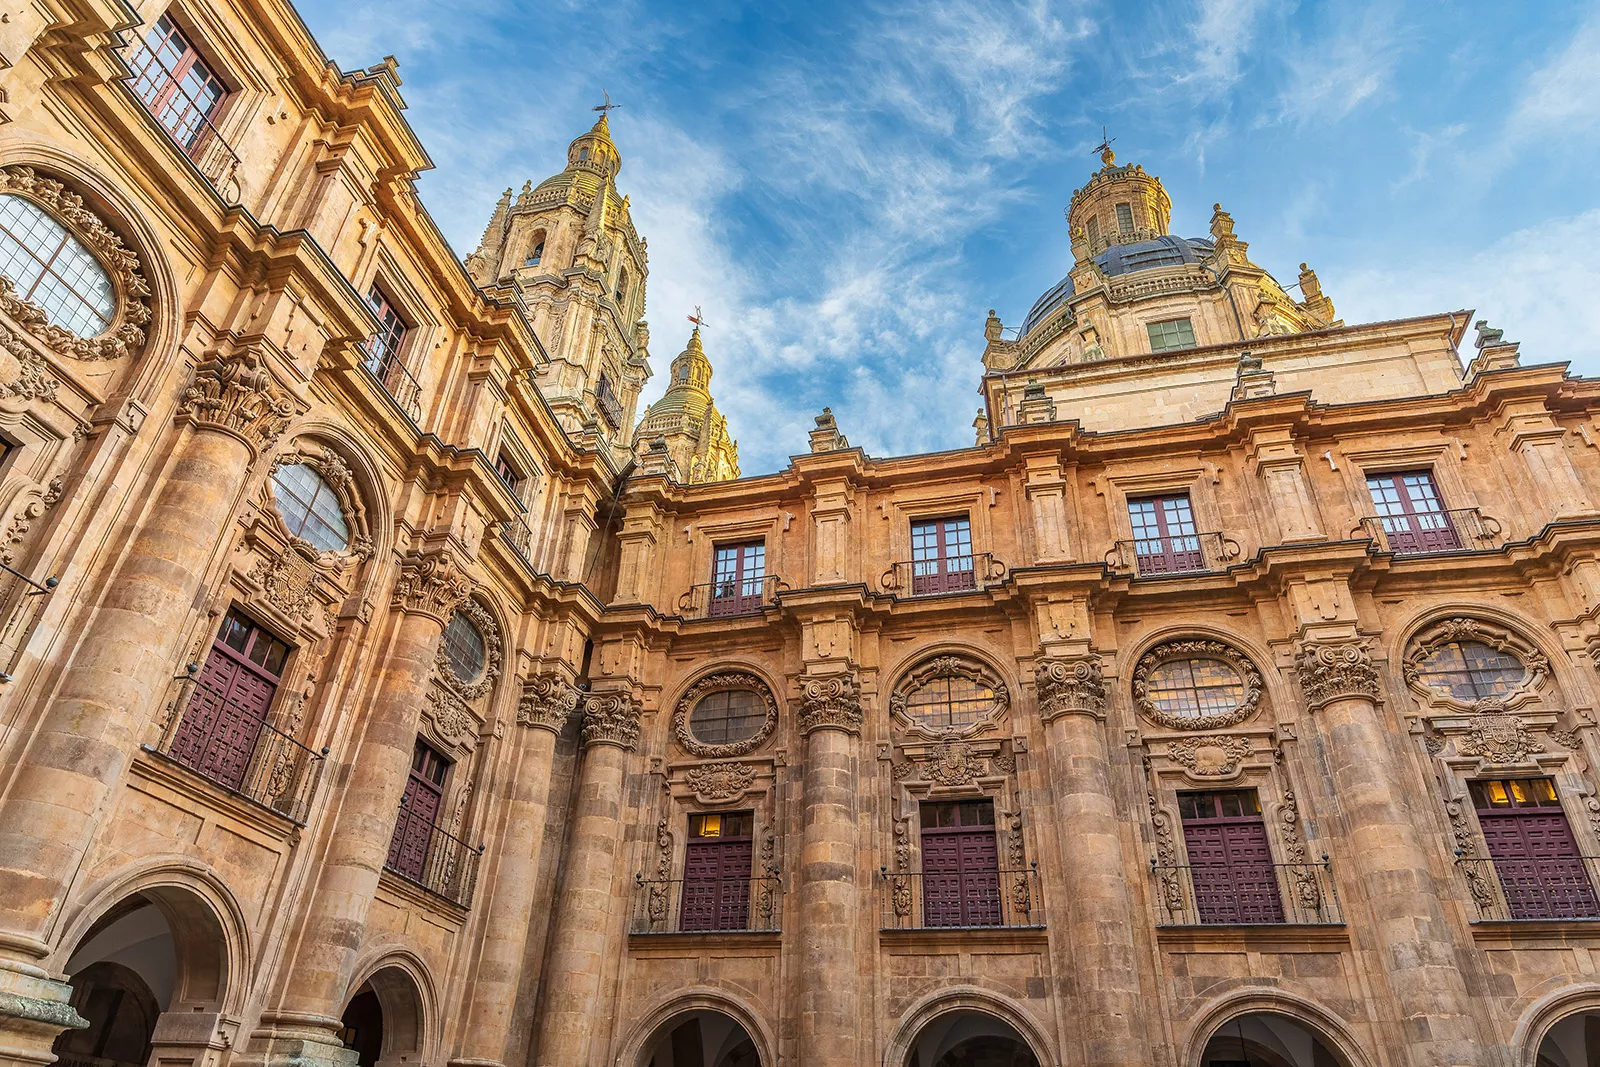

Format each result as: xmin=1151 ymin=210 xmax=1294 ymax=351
xmin=442 ymin=611 xmax=486 ymax=682
xmin=0 ymin=194 xmax=116 ymax=336
xmin=689 ymin=689 xmax=766 ymax=745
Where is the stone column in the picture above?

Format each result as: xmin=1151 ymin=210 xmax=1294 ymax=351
xmin=1296 ymin=638 xmax=1485 ymax=1065
xmin=529 ymin=691 xmax=641 ymax=1067
xmin=1035 ymin=654 xmax=1148 ymax=1067
xmin=451 ymin=676 xmax=578 ymax=1067
xmin=262 ymin=549 xmax=474 ymax=1067
xmin=0 ymin=349 xmax=292 ymax=1067
xmin=794 ymin=671 xmax=863 ymax=1067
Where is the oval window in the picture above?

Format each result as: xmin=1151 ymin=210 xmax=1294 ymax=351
xmin=689 ymin=689 xmax=766 ymax=746
xmin=903 ymin=673 xmax=996 ymax=732
xmin=442 ymin=611 xmax=486 ymax=683
xmin=1143 ymin=658 xmax=1246 ymax=721
xmin=269 ymin=463 xmax=350 ymax=553
xmin=1415 ymin=640 xmax=1524 ymax=701
xmin=0 ymin=193 xmax=116 ymax=338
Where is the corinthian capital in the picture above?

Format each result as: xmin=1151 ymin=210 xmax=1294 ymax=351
xmin=797 ymin=670 xmax=864 ymax=736
xmin=1296 ymin=638 xmax=1381 ymax=709
xmin=1035 ymin=653 xmax=1107 ymax=722
xmin=391 ymin=549 xmax=475 ymax=624
xmin=517 ymin=674 xmax=581 ymax=733
xmin=581 ymin=692 xmax=643 ymax=749
xmin=179 ymin=347 xmax=295 ymax=454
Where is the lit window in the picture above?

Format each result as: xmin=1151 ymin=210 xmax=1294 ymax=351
xmin=125 ymin=14 xmax=226 ymax=150
xmin=902 ymin=673 xmax=995 ymax=731
xmin=1147 ymin=317 xmax=1197 ymax=352
xmin=689 ymin=690 xmax=767 ymax=746
xmin=1416 ymin=640 xmax=1524 ymax=702
xmin=1144 ymin=658 xmax=1246 ymax=721
xmin=270 ymin=463 xmax=350 ymax=553
xmin=1115 ymin=202 xmax=1134 ymax=232
xmin=0 ymin=194 xmax=116 ymax=338
xmin=364 ymin=284 xmax=407 ymax=365
xmin=442 ymin=610 xmax=486 ymax=683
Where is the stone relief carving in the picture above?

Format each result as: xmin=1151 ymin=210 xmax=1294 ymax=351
xmin=648 ymin=817 xmax=671 ymax=921
xmin=427 ymin=686 xmax=474 ymax=744
xmin=0 ymin=322 xmax=59 ymax=403
xmin=1445 ymin=798 xmax=1497 ymax=913
xmin=0 ymin=477 xmax=62 ymax=565
xmin=888 ymin=655 xmax=1008 ymax=739
xmin=581 ymin=692 xmax=643 ymax=749
xmin=1166 ymin=735 xmax=1253 ymax=778
xmin=179 ymin=346 xmax=295 ymax=453
xmin=1457 ymin=706 xmax=1542 ymax=765
xmin=1552 ymin=728 xmax=1584 ymax=751
xmin=1295 ymin=638 xmax=1381 ymax=710
xmin=685 ymin=761 xmax=756 ymax=801
xmin=247 ymin=549 xmax=319 ymax=621
xmin=1146 ymin=783 xmax=1186 ymax=915
xmin=672 ymin=671 xmax=778 ymax=757
xmin=757 ymin=829 xmax=780 ymax=925
xmin=1275 ymin=788 xmax=1322 ymax=911
xmin=1133 ymin=639 xmax=1263 ymax=730
xmin=798 ymin=671 xmax=864 ymax=736
xmin=1035 ymin=654 xmax=1107 ymax=722
xmin=517 ymin=674 xmax=580 ymax=732
xmin=391 ymin=549 xmax=476 ymax=624
xmin=1402 ymin=616 xmax=1547 ymax=711
xmin=891 ymin=815 xmax=912 ymax=916
xmin=924 ymin=741 xmax=986 ymax=786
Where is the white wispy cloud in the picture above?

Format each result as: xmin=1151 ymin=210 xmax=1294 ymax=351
xmin=1271 ymin=5 xmax=1400 ymax=126
xmin=1509 ymin=12 xmax=1600 ymax=135
xmin=1185 ymin=0 xmax=1271 ymax=92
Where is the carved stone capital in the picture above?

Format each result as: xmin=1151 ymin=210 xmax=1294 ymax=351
xmin=1035 ymin=654 xmax=1107 ymax=722
xmin=581 ymin=692 xmax=643 ymax=749
xmin=517 ymin=674 xmax=580 ymax=733
xmin=179 ymin=347 xmax=295 ymax=454
xmin=797 ymin=671 xmax=863 ymax=736
xmin=390 ymin=549 xmax=475 ymax=625
xmin=1296 ymin=638 xmax=1380 ymax=709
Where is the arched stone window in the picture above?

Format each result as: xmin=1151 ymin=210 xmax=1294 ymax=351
xmin=269 ymin=463 xmax=350 ymax=553
xmin=1132 ymin=639 xmax=1263 ymax=730
xmin=441 ymin=609 xmax=487 ymax=685
xmin=889 ymin=655 xmax=1009 ymax=740
xmin=524 ymin=232 xmax=545 ymax=266
xmin=672 ymin=671 xmax=778 ymax=758
xmin=1403 ymin=616 xmax=1548 ymax=712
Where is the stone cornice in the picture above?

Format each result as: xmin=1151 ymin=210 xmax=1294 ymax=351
xmin=390 ymin=548 xmax=476 ymax=625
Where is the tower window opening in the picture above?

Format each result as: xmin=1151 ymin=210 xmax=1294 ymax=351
xmin=578 ymin=148 xmax=590 ymax=161
xmin=525 ymin=236 xmax=544 ymax=267
xmin=1086 ymin=215 xmax=1101 ymax=248
xmin=1115 ymin=202 xmax=1134 ymax=233
xmin=615 ymin=268 xmax=629 ymax=306
xmin=1147 ymin=317 xmax=1197 ymax=353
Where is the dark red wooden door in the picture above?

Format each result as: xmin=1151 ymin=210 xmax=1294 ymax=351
xmin=920 ymin=800 xmax=1002 ymax=927
xmin=911 ymin=517 xmax=975 ymax=595
xmin=1128 ymin=494 xmax=1204 ymax=574
xmin=1180 ymin=791 xmax=1284 ymax=924
xmin=679 ymin=812 xmax=753 ymax=930
xmin=387 ymin=741 xmax=447 ymax=882
xmin=170 ymin=610 xmax=288 ymax=791
xmin=1366 ymin=470 xmax=1459 ymax=553
xmin=709 ymin=542 xmax=766 ymax=617
xmin=1473 ymin=778 xmax=1600 ymax=919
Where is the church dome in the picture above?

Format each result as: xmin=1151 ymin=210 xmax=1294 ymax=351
xmin=1021 ymin=234 xmax=1216 ymax=336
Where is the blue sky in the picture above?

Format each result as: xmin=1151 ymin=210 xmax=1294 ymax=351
xmin=296 ymin=0 xmax=1600 ymax=476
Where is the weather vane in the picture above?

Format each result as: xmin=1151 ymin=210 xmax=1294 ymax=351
xmin=688 ymin=306 xmax=710 ymax=331
xmin=1095 ymin=125 xmax=1116 ymax=166
xmin=593 ymin=89 xmax=621 ymax=117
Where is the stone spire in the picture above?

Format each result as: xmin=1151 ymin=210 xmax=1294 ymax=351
xmin=632 ymin=323 xmax=738 ymax=483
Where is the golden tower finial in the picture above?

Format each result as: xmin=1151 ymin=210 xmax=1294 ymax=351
xmin=592 ymin=89 xmax=621 ymax=134
xmin=1095 ymin=125 xmax=1116 ymax=167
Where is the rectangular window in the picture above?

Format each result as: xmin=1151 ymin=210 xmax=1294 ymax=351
xmin=910 ymin=516 xmax=975 ymax=595
xmin=386 ymin=740 xmax=449 ymax=883
xmin=680 ymin=811 xmax=754 ymax=931
xmin=494 ymin=451 xmax=525 ymax=500
xmin=920 ymin=800 xmax=1001 ymax=927
xmin=363 ymin=284 xmax=408 ymax=367
xmin=1085 ymin=215 xmax=1101 ymax=248
xmin=170 ymin=609 xmax=290 ymax=792
xmin=1472 ymin=778 xmax=1600 ymax=919
xmin=1147 ymin=317 xmax=1198 ymax=352
xmin=1365 ymin=469 xmax=1461 ymax=554
xmin=1115 ymin=202 xmax=1135 ymax=233
xmin=595 ymin=372 xmax=623 ymax=429
xmin=710 ymin=541 xmax=766 ymax=617
xmin=1178 ymin=789 xmax=1284 ymax=924
xmin=125 ymin=14 xmax=227 ymax=151
xmin=1128 ymin=493 xmax=1205 ymax=575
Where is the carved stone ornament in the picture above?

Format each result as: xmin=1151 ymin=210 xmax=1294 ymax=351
xmin=685 ymin=761 xmax=757 ymax=801
xmin=435 ymin=597 xmax=502 ymax=702
xmin=1295 ymin=638 xmax=1381 ymax=711
xmin=0 ymin=165 xmax=152 ymax=362
xmin=925 ymin=741 xmax=986 ymax=786
xmin=1458 ymin=707 xmax=1542 ymax=765
xmin=1035 ymin=654 xmax=1107 ymax=722
xmin=517 ymin=674 xmax=580 ymax=732
xmin=672 ymin=671 xmax=779 ymax=757
xmin=426 ymin=686 xmax=474 ymax=743
xmin=391 ymin=549 xmax=476 ymax=624
xmin=247 ymin=548 xmax=320 ymax=621
xmin=1166 ymin=735 xmax=1254 ymax=778
xmin=1133 ymin=639 xmax=1263 ymax=730
xmin=1446 ymin=798 xmax=1497 ymax=914
xmin=888 ymin=655 xmax=1009 ymax=739
xmin=0 ymin=322 xmax=59 ymax=403
xmin=798 ymin=671 xmax=865 ymax=736
xmin=1402 ymin=616 xmax=1548 ymax=712
xmin=179 ymin=346 xmax=295 ymax=453
xmin=581 ymin=692 xmax=643 ymax=750
xmin=267 ymin=445 xmax=374 ymax=560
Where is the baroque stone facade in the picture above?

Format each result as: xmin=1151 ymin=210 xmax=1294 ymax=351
xmin=4 ymin=5 xmax=1600 ymax=1067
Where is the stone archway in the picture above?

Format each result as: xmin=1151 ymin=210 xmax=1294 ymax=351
xmin=338 ymin=965 xmax=426 ymax=1067
xmin=1536 ymin=1010 xmax=1600 ymax=1066
xmin=639 ymin=1010 xmax=760 ymax=1067
xmin=904 ymin=1009 xmax=1040 ymax=1067
xmin=1198 ymin=1012 xmax=1348 ymax=1067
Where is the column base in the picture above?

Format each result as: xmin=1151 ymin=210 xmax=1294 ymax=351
xmin=235 ymin=1016 xmax=358 ymax=1067
xmin=0 ymin=965 xmax=87 ymax=1067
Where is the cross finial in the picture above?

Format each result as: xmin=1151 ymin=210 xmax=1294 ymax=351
xmin=687 ymin=306 xmax=710 ymax=332
xmin=1095 ymin=125 xmax=1116 ymax=167
xmin=593 ymin=89 xmax=622 ymax=117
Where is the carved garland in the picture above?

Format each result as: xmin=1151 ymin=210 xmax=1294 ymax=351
xmin=0 ymin=165 xmax=152 ymax=362
xmin=1132 ymin=639 xmax=1263 ymax=731
xmin=436 ymin=597 xmax=502 ymax=701
xmin=1402 ymin=616 xmax=1548 ymax=712
xmin=266 ymin=444 xmax=375 ymax=560
xmin=685 ymin=761 xmax=756 ymax=802
xmin=672 ymin=671 xmax=778 ymax=757
xmin=888 ymin=655 xmax=1010 ymax=740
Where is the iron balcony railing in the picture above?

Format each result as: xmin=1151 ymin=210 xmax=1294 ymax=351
xmin=147 ymin=713 xmax=327 ymax=825
xmin=877 ymin=866 xmax=1043 ymax=931
xmin=498 ymin=512 xmax=536 ymax=563
xmin=384 ymin=816 xmax=483 ymax=908
xmin=1360 ymin=507 xmax=1501 ymax=556
xmin=677 ymin=575 xmax=788 ymax=618
xmin=1149 ymin=859 xmax=1343 ymax=927
xmin=118 ymin=78 xmax=243 ymax=201
xmin=1456 ymin=855 xmax=1600 ymax=922
xmin=0 ymin=561 xmax=58 ymax=682
xmin=630 ymin=875 xmax=784 ymax=934
xmin=361 ymin=349 xmax=424 ymax=423
xmin=880 ymin=553 xmax=1006 ymax=598
xmin=1106 ymin=532 xmax=1241 ymax=578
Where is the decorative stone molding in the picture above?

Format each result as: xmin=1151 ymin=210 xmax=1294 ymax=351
xmin=798 ymin=671 xmax=864 ymax=736
xmin=581 ymin=692 xmax=643 ymax=749
xmin=517 ymin=674 xmax=580 ymax=732
xmin=756 ymin=830 xmax=780 ymax=924
xmin=179 ymin=347 xmax=295 ymax=453
xmin=924 ymin=741 xmax=986 ymax=786
xmin=0 ymin=322 xmax=59 ymax=402
xmin=391 ymin=549 xmax=476 ymax=624
xmin=1295 ymin=638 xmax=1380 ymax=710
xmin=1445 ymin=798 xmax=1496 ymax=913
xmin=1146 ymin=782 xmax=1186 ymax=914
xmin=247 ymin=548 xmax=320 ymax=621
xmin=647 ymin=817 xmax=671 ymax=921
xmin=888 ymin=655 xmax=1009 ymax=740
xmin=685 ymin=761 xmax=756 ymax=802
xmin=426 ymin=686 xmax=474 ymax=744
xmin=1402 ymin=616 xmax=1548 ymax=713
xmin=1458 ymin=708 xmax=1542 ymax=765
xmin=672 ymin=671 xmax=778 ymax=757
xmin=1166 ymin=735 xmax=1253 ymax=778
xmin=1133 ymin=639 xmax=1263 ymax=730
xmin=435 ymin=597 xmax=501 ymax=701
xmin=0 ymin=165 xmax=151 ymax=362
xmin=1035 ymin=654 xmax=1107 ymax=722
xmin=1276 ymin=789 xmax=1322 ymax=911
xmin=267 ymin=444 xmax=374 ymax=560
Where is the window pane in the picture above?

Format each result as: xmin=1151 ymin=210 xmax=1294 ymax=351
xmin=903 ymin=674 xmax=994 ymax=730
xmin=0 ymin=194 xmax=116 ymax=337
xmin=1147 ymin=318 xmax=1197 ymax=353
xmin=1145 ymin=658 xmax=1245 ymax=719
xmin=689 ymin=689 xmax=766 ymax=745
xmin=442 ymin=611 xmax=487 ymax=682
xmin=269 ymin=463 xmax=351 ymax=553
xmin=1415 ymin=640 xmax=1523 ymax=701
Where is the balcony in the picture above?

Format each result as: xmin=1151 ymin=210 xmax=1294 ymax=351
xmin=383 ymin=816 xmax=483 ymax=908
xmin=677 ymin=575 xmax=788 ymax=619
xmin=880 ymin=554 xmax=1006 ymax=598
xmin=1457 ymin=856 xmax=1600 ymax=922
xmin=877 ymin=867 xmax=1043 ymax=930
xmin=498 ymin=512 xmax=536 ymax=563
xmin=0 ymin=561 xmax=58 ymax=682
xmin=1150 ymin=860 xmax=1343 ymax=926
xmin=362 ymin=351 xmax=424 ymax=423
xmin=117 ymin=80 xmax=243 ymax=203
xmin=630 ymin=875 xmax=784 ymax=934
xmin=1106 ymin=532 xmax=1240 ymax=578
xmin=147 ymin=715 xmax=327 ymax=825
xmin=1360 ymin=508 xmax=1501 ymax=556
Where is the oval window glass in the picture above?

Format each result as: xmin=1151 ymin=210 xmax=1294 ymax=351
xmin=1416 ymin=639 xmax=1524 ymax=701
xmin=270 ymin=463 xmax=350 ymax=553
xmin=0 ymin=193 xmax=116 ymax=338
xmin=903 ymin=674 xmax=995 ymax=731
xmin=442 ymin=611 xmax=486 ymax=683
xmin=689 ymin=689 xmax=766 ymax=746
xmin=1144 ymin=658 xmax=1246 ymax=721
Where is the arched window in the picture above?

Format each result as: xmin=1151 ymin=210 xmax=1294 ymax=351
xmin=1143 ymin=658 xmax=1245 ymax=719
xmin=1414 ymin=639 xmax=1525 ymax=701
xmin=442 ymin=610 xmax=487 ymax=683
xmin=0 ymin=193 xmax=116 ymax=337
xmin=1132 ymin=639 xmax=1263 ymax=730
xmin=689 ymin=689 xmax=766 ymax=745
xmin=269 ymin=463 xmax=350 ymax=553
xmin=889 ymin=656 xmax=1010 ymax=738
xmin=615 ymin=268 xmax=629 ymax=306
xmin=524 ymin=234 xmax=544 ymax=267
xmin=903 ymin=673 xmax=995 ymax=731
xmin=672 ymin=672 xmax=778 ymax=757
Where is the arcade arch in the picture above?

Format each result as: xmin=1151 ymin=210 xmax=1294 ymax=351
xmin=1536 ymin=1009 xmax=1600 ymax=1066
xmin=337 ymin=965 xmax=427 ymax=1067
xmin=1198 ymin=1012 xmax=1348 ymax=1067
xmin=903 ymin=1010 xmax=1039 ymax=1067
xmin=640 ymin=1009 xmax=759 ymax=1067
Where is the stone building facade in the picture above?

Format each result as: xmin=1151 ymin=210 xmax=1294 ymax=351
xmin=2 ymin=4 xmax=1600 ymax=1067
